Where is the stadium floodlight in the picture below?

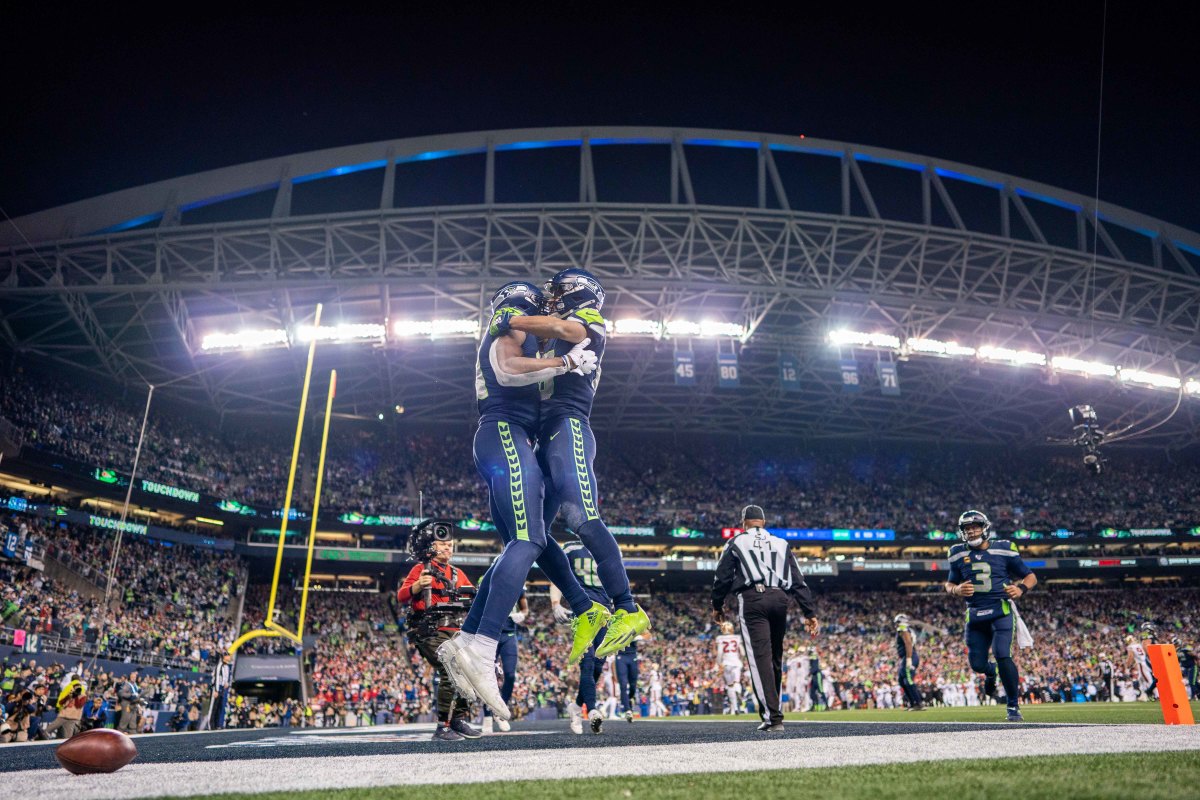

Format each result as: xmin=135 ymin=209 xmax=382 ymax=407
xmin=1051 ymin=357 xmax=1117 ymax=378
xmin=392 ymin=319 xmax=480 ymax=338
xmin=1187 ymin=380 xmax=1200 ymax=395
xmin=977 ymin=345 xmax=1047 ymax=366
xmin=906 ymin=337 xmax=976 ymax=357
xmin=665 ymin=319 xmax=702 ymax=337
xmin=200 ymin=329 xmax=289 ymax=352
xmin=700 ymin=320 xmax=745 ymax=337
xmin=614 ymin=318 xmax=663 ymax=337
xmin=1118 ymin=368 xmax=1181 ymax=390
xmin=295 ymin=323 xmax=386 ymax=343
xmin=828 ymin=330 xmax=902 ymax=349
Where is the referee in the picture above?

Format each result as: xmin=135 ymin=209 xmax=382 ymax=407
xmin=712 ymin=505 xmax=819 ymax=731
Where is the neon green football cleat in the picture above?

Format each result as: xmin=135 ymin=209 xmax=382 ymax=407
xmin=568 ymin=602 xmax=613 ymax=665
xmin=595 ymin=605 xmax=650 ymax=658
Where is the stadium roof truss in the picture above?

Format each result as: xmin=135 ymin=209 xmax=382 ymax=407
xmin=2 ymin=127 xmax=1199 ymax=446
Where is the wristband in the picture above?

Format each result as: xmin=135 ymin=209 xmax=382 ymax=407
xmin=561 ymin=355 xmax=571 ymax=370
xmin=1018 ymin=583 xmax=1030 ymax=595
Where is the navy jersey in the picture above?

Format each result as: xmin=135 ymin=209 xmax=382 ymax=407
xmin=562 ymin=540 xmax=603 ymax=590
xmin=895 ymin=624 xmax=917 ymax=664
xmin=539 ymin=308 xmax=606 ymax=422
xmin=948 ymin=539 xmax=1032 ymax=619
xmin=476 ymin=329 xmax=541 ymax=433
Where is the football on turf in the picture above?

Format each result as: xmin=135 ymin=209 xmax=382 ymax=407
xmin=55 ymin=728 xmax=138 ymax=774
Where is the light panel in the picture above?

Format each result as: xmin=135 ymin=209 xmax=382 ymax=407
xmin=906 ymin=337 xmax=976 ymax=357
xmin=1051 ymin=356 xmax=1117 ymax=378
xmin=296 ymin=323 xmax=386 ymax=343
xmin=1118 ymin=369 xmax=1181 ymax=389
xmin=828 ymin=330 xmax=902 ymax=349
xmin=977 ymin=345 xmax=1046 ymax=366
xmin=613 ymin=318 xmax=662 ymax=336
xmin=392 ymin=319 xmax=480 ymax=338
xmin=200 ymin=329 xmax=289 ymax=352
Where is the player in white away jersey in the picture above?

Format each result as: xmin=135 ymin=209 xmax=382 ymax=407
xmin=1126 ymin=634 xmax=1156 ymax=700
xmin=715 ymin=621 xmax=745 ymax=714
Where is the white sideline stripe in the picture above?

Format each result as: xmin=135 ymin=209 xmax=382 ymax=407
xmin=8 ymin=725 xmax=1200 ymax=799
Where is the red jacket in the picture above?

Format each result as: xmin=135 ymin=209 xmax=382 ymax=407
xmin=397 ymin=561 xmax=473 ymax=612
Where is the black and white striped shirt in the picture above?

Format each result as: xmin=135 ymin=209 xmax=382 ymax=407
xmin=711 ymin=527 xmax=816 ymax=615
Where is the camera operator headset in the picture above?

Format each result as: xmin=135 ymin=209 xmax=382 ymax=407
xmin=397 ymin=519 xmax=481 ymax=741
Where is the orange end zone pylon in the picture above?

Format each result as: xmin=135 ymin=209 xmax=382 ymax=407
xmin=1145 ymin=643 xmax=1195 ymax=725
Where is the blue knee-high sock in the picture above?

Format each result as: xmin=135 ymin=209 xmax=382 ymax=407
xmin=997 ymin=657 xmax=1020 ymax=707
xmin=475 ymin=539 xmax=544 ymax=639
xmin=577 ymin=519 xmax=634 ymax=612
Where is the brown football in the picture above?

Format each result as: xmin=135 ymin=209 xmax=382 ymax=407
xmin=55 ymin=728 xmax=138 ymax=774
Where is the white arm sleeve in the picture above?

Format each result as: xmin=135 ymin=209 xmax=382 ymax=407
xmin=490 ymin=340 xmax=566 ymax=387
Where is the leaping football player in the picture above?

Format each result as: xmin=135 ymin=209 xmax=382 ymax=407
xmin=439 ymin=281 xmax=612 ymax=720
xmin=945 ymin=509 xmax=1037 ymax=722
xmin=503 ymin=268 xmax=651 ymax=657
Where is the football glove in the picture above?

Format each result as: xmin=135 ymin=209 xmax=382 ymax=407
xmin=552 ymin=603 xmax=573 ymax=624
xmin=509 ymin=611 xmax=527 ymax=626
xmin=561 ymin=337 xmax=597 ymax=375
xmin=489 ymin=307 xmax=524 ymax=337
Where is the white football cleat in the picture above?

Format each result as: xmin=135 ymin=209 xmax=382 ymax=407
xmin=435 ymin=634 xmax=478 ymax=703
xmin=569 ymin=702 xmax=583 ymax=735
xmin=495 ymin=717 xmax=511 ymax=732
xmin=589 ymin=708 xmax=604 ymax=734
xmin=455 ymin=645 xmax=511 ymax=721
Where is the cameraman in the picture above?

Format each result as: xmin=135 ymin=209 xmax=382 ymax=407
xmin=397 ymin=531 xmax=480 ymax=742
xmin=43 ymin=677 xmax=86 ymax=739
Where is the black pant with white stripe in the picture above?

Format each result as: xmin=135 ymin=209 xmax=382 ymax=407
xmin=736 ymin=587 xmax=789 ymax=725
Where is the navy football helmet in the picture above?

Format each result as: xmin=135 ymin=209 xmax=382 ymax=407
xmin=957 ymin=509 xmax=991 ymax=548
xmin=544 ymin=268 xmax=605 ymax=315
xmin=489 ymin=281 xmax=546 ymax=316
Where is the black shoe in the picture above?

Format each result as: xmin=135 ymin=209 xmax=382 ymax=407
xmin=1006 ymin=707 xmax=1023 ymax=722
xmin=756 ymin=722 xmax=773 ymax=731
xmin=432 ymin=724 xmax=464 ymax=741
xmin=450 ymin=717 xmax=482 ymax=739
xmin=984 ymin=673 xmax=997 ymax=699
xmin=764 ymin=723 xmax=785 ymax=732
xmin=908 ymin=704 xmax=925 ymax=711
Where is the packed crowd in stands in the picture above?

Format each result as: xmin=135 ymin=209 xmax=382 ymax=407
xmin=0 ymin=653 xmax=213 ymax=742
xmin=5 ymin=368 xmax=1200 ymax=533
xmin=2 ymin=513 xmax=241 ymax=669
xmin=6 ymin=510 xmax=1200 ymax=740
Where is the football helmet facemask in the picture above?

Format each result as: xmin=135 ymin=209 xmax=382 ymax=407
xmin=957 ymin=509 xmax=991 ymax=548
xmin=544 ymin=268 xmax=605 ymax=316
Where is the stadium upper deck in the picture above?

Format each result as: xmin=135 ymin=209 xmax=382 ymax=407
xmin=2 ymin=127 xmax=1199 ymax=445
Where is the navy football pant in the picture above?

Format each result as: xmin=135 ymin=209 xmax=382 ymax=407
xmin=616 ymin=655 xmax=639 ymax=714
xmin=898 ymin=663 xmax=922 ymax=707
xmin=465 ymin=421 xmax=594 ymax=638
xmin=966 ymin=611 xmax=1020 ymax=706
xmin=576 ymin=627 xmax=608 ymax=711
xmin=539 ymin=416 xmax=634 ymax=612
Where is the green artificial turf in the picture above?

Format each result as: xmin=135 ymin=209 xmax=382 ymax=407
xmin=658 ymin=701 xmax=1200 ymax=725
xmin=170 ymin=751 xmax=1200 ymax=800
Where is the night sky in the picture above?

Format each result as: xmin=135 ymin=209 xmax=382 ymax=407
xmin=3 ymin=6 xmax=1197 ymax=232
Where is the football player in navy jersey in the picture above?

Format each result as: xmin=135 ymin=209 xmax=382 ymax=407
xmin=945 ymin=509 xmax=1038 ymax=721
xmin=438 ymin=281 xmax=613 ymax=720
xmin=504 ymin=268 xmax=651 ymax=659
xmin=551 ymin=538 xmax=612 ymax=734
